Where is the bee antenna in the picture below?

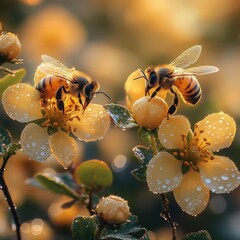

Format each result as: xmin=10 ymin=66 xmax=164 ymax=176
xmin=95 ymin=91 xmax=111 ymax=100
xmin=133 ymin=69 xmax=148 ymax=81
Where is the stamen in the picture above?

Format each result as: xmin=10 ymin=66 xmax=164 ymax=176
xmin=172 ymin=152 xmax=178 ymax=157
xmin=179 ymin=152 xmax=185 ymax=158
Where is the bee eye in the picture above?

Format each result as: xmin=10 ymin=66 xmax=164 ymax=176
xmin=84 ymin=84 xmax=93 ymax=97
xmin=149 ymin=72 xmax=157 ymax=86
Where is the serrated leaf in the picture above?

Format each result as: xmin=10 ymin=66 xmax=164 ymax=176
xmin=72 ymin=215 xmax=99 ymax=240
xmin=105 ymin=103 xmax=138 ymax=129
xmin=131 ymin=166 xmax=147 ymax=182
xmin=0 ymin=128 xmax=12 ymax=155
xmin=182 ymin=230 xmax=212 ymax=240
xmin=0 ymin=68 xmax=26 ymax=96
xmin=35 ymin=173 xmax=79 ymax=200
xmin=99 ymin=215 xmax=150 ymax=240
xmin=132 ymin=145 xmax=154 ymax=165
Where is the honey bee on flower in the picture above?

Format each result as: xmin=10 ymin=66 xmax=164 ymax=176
xmin=2 ymin=82 xmax=110 ymax=168
xmin=135 ymin=45 xmax=219 ymax=116
xmin=35 ymin=55 xmax=110 ymax=113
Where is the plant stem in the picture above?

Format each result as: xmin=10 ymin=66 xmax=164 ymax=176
xmin=160 ymin=194 xmax=178 ymax=240
xmin=0 ymin=155 xmax=21 ymax=240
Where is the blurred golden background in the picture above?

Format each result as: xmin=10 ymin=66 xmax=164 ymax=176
xmin=0 ymin=0 xmax=240 ymax=239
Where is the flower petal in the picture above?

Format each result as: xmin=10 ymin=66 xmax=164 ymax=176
xmin=146 ymin=152 xmax=183 ymax=194
xmin=2 ymin=83 xmax=42 ymax=122
xmin=49 ymin=130 xmax=76 ymax=169
xmin=195 ymin=112 xmax=236 ymax=151
xmin=199 ymin=155 xmax=240 ymax=193
xmin=68 ymin=104 xmax=110 ymax=142
xmin=173 ymin=169 xmax=209 ymax=216
xmin=158 ymin=115 xmax=191 ymax=149
xmin=20 ymin=123 xmax=50 ymax=162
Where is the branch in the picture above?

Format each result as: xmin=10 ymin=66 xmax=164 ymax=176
xmin=0 ymin=149 xmax=21 ymax=240
xmin=160 ymin=193 xmax=178 ymax=240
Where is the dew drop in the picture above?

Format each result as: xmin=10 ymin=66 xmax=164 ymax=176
xmin=205 ymin=178 xmax=212 ymax=184
xmin=31 ymin=141 xmax=37 ymax=147
xmin=231 ymin=173 xmax=236 ymax=178
xmin=196 ymin=186 xmax=202 ymax=191
xmin=165 ymin=179 xmax=171 ymax=184
xmin=221 ymin=175 xmax=229 ymax=181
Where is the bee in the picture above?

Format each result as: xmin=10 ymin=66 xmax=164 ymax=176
xmin=36 ymin=55 xmax=109 ymax=113
xmin=135 ymin=45 xmax=219 ymax=116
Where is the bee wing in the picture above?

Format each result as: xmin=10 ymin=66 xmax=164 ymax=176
xmin=39 ymin=55 xmax=75 ymax=80
xmin=170 ymin=45 xmax=202 ymax=68
xmin=184 ymin=66 xmax=219 ymax=75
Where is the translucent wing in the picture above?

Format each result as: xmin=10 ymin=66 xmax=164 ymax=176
xmin=170 ymin=45 xmax=202 ymax=68
xmin=38 ymin=55 xmax=75 ymax=80
xmin=183 ymin=66 xmax=219 ymax=75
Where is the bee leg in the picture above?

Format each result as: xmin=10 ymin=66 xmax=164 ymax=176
xmin=150 ymin=86 xmax=162 ymax=100
xmin=77 ymin=92 xmax=84 ymax=112
xmin=56 ymin=86 xmax=65 ymax=114
xmin=167 ymin=88 xmax=179 ymax=117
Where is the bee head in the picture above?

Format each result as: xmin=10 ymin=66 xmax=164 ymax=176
xmin=82 ymin=81 xmax=100 ymax=110
xmin=145 ymin=67 xmax=158 ymax=96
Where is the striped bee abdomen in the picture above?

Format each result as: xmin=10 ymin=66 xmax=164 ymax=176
xmin=174 ymin=76 xmax=201 ymax=105
xmin=36 ymin=75 xmax=68 ymax=98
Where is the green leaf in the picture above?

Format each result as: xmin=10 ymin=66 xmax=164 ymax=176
xmin=131 ymin=166 xmax=147 ymax=182
xmin=99 ymin=215 xmax=150 ymax=240
xmin=182 ymin=230 xmax=212 ymax=240
xmin=182 ymin=163 xmax=190 ymax=175
xmin=105 ymin=103 xmax=138 ymax=129
xmin=137 ymin=127 xmax=152 ymax=144
xmin=132 ymin=145 xmax=154 ymax=165
xmin=0 ymin=68 xmax=26 ymax=96
xmin=72 ymin=215 xmax=99 ymax=240
xmin=0 ymin=128 xmax=12 ymax=155
xmin=35 ymin=173 xmax=79 ymax=200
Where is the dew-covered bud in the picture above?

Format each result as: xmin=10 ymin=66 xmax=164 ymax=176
xmin=0 ymin=32 xmax=21 ymax=61
xmin=132 ymin=96 xmax=168 ymax=129
xmin=96 ymin=195 xmax=130 ymax=224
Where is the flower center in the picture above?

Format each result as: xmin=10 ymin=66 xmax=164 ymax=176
xmin=41 ymin=96 xmax=81 ymax=133
xmin=174 ymin=125 xmax=214 ymax=172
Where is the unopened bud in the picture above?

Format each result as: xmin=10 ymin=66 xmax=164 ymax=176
xmin=0 ymin=32 xmax=21 ymax=61
xmin=96 ymin=195 xmax=130 ymax=224
xmin=132 ymin=96 xmax=168 ymax=129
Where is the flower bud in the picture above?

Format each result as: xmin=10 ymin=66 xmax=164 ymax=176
xmin=0 ymin=32 xmax=21 ymax=61
xmin=132 ymin=96 xmax=168 ymax=129
xmin=96 ymin=195 xmax=130 ymax=224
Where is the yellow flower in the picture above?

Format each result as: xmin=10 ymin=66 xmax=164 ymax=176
xmin=2 ymin=83 xmax=110 ymax=168
xmin=146 ymin=112 xmax=240 ymax=216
